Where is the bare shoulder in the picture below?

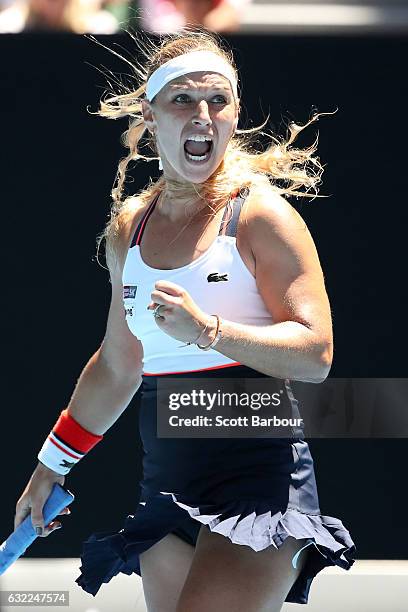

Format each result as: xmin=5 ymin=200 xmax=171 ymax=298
xmin=243 ymin=181 xmax=332 ymax=356
xmin=245 ymin=181 xmax=322 ymax=276
xmin=105 ymin=196 xmax=150 ymax=278
xmin=99 ymin=195 xmax=149 ymax=372
xmin=244 ymin=180 xmax=308 ymax=234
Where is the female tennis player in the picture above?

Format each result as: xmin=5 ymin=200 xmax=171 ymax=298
xmin=14 ymin=28 xmax=356 ymax=611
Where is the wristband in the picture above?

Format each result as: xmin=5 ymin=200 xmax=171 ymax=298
xmin=37 ymin=409 xmax=103 ymax=475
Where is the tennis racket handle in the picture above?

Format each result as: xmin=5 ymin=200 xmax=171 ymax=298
xmin=0 ymin=483 xmax=75 ymax=575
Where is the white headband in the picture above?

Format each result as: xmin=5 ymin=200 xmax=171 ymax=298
xmin=145 ymin=50 xmax=238 ymax=102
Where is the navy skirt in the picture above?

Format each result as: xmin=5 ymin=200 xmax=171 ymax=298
xmin=75 ymin=365 xmax=356 ymax=604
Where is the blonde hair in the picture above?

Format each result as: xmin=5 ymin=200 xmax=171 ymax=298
xmin=90 ymin=27 xmax=333 ymax=268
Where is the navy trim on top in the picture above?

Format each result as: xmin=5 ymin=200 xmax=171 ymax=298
xmin=130 ymin=192 xmax=160 ymax=249
xmin=129 ymin=186 xmax=250 ymax=249
xmin=224 ymin=186 xmax=250 ymax=238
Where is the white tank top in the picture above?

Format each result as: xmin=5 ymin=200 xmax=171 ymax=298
xmin=122 ymin=187 xmax=274 ymax=375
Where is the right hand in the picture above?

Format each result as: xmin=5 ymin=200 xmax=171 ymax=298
xmin=14 ymin=462 xmax=71 ymax=537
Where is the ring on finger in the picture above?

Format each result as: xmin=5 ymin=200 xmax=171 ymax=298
xmin=153 ymin=304 xmax=165 ymax=319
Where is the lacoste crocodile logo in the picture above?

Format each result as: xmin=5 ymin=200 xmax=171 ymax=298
xmin=60 ymin=459 xmax=76 ymax=469
xmin=207 ymin=272 xmax=229 ymax=282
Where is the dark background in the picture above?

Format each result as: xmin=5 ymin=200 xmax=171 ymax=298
xmin=1 ymin=32 xmax=407 ymax=559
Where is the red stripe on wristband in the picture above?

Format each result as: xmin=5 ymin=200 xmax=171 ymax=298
xmin=48 ymin=435 xmax=83 ymax=460
xmin=53 ymin=408 xmax=103 ymax=454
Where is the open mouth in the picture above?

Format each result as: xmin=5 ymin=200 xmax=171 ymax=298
xmin=183 ymin=140 xmax=213 ymax=164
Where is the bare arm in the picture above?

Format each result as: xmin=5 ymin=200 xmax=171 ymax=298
xmin=198 ymin=188 xmax=333 ymax=383
xmin=63 ymin=348 xmax=142 ymax=436
xmin=52 ymin=204 xmax=145 ymax=435
xmin=15 ymin=202 xmax=145 ymax=533
xmin=66 ymin=288 xmax=144 ymax=434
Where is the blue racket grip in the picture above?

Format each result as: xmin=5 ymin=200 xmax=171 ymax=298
xmin=0 ymin=483 xmax=75 ymax=575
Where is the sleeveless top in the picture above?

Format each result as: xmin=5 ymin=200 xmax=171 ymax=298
xmin=122 ymin=186 xmax=275 ymax=376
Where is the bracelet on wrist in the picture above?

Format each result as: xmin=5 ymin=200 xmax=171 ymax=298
xmin=177 ymin=317 xmax=211 ymax=349
xmin=37 ymin=409 xmax=103 ymax=476
xmin=177 ymin=315 xmax=222 ymax=351
xmin=197 ymin=314 xmax=222 ymax=351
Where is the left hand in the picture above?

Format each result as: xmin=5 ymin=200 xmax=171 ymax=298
xmin=147 ymin=280 xmax=212 ymax=344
